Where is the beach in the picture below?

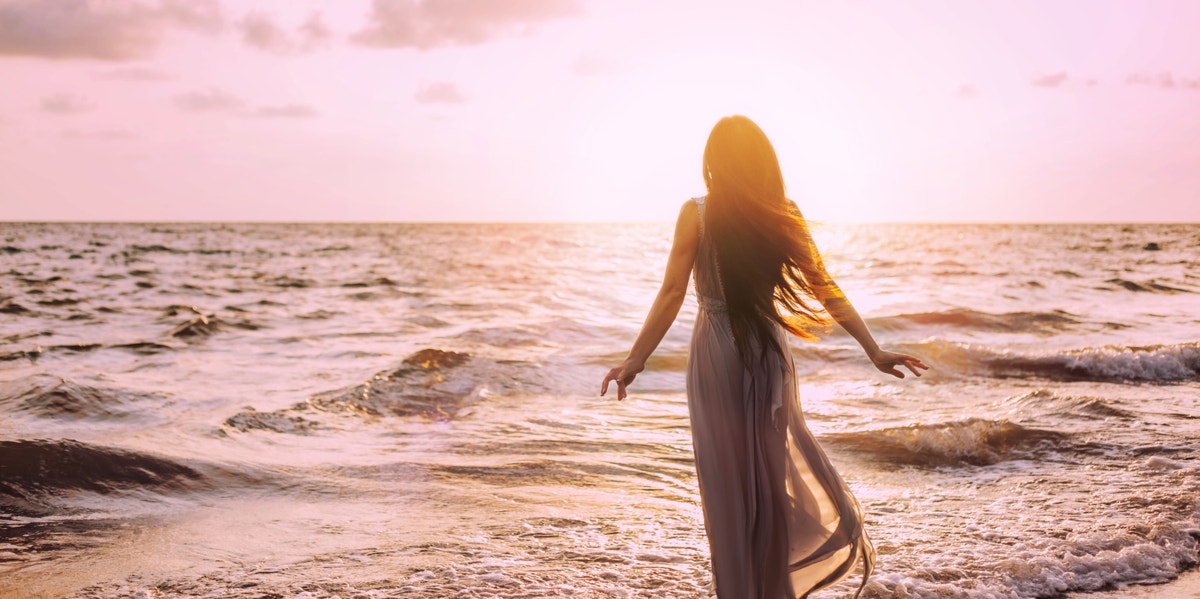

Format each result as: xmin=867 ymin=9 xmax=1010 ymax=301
xmin=1 ymin=221 xmax=1197 ymax=598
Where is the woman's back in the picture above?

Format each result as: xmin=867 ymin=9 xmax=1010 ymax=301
xmin=691 ymin=197 xmax=726 ymax=314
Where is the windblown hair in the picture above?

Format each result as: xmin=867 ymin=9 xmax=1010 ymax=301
xmin=702 ymin=115 xmax=831 ymax=366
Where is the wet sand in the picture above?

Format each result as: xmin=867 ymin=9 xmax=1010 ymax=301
xmin=1072 ymin=568 xmax=1200 ymax=599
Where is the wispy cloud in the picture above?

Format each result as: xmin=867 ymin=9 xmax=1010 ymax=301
xmin=238 ymin=11 xmax=330 ymax=55
xmin=63 ymin=128 xmax=138 ymax=140
xmin=173 ymin=88 xmax=319 ymax=119
xmin=173 ymin=88 xmax=244 ymax=113
xmin=0 ymin=0 xmax=222 ymax=61
xmin=98 ymin=66 xmax=172 ymax=82
xmin=249 ymin=104 xmax=319 ymax=119
xmin=1127 ymin=71 xmax=1200 ymax=90
xmin=40 ymin=93 xmax=93 ymax=114
xmin=352 ymin=0 xmax=581 ymax=50
xmin=415 ymin=82 xmax=467 ymax=104
xmin=1031 ymin=72 xmax=1069 ymax=88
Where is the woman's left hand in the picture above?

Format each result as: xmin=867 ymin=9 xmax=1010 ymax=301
xmin=869 ymin=350 xmax=930 ymax=379
xmin=601 ymin=361 xmax=644 ymax=401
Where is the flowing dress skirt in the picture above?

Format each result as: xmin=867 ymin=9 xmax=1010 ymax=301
xmin=686 ymin=290 xmax=874 ymax=598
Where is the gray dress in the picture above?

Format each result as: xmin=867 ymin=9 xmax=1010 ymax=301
xmin=686 ymin=197 xmax=875 ymax=598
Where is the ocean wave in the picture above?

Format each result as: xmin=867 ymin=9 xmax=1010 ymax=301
xmin=0 ymin=346 xmax=43 ymax=362
xmin=452 ymin=326 xmax=547 ymax=348
xmin=867 ymin=308 xmax=1081 ymax=335
xmin=1002 ymin=389 xmax=1137 ymax=420
xmin=223 ymin=408 xmax=322 ymax=435
xmin=0 ymin=439 xmax=204 ymax=516
xmin=824 ymin=418 xmax=1070 ymax=466
xmin=166 ymin=311 xmax=261 ymax=338
xmin=169 ymin=313 xmax=223 ymax=338
xmin=341 ymin=276 xmax=399 ymax=288
xmin=0 ymin=375 xmax=163 ymax=420
xmin=111 ymin=341 xmax=174 ymax=355
xmin=1106 ymin=278 xmax=1195 ymax=293
xmin=128 ymin=244 xmax=234 ymax=255
xmin=915 ymin=340 xmax=1200 ymax=383
xmin=225 ymin=349 xmax=540 ymax=431
xmin=0 ymin=300 xmax=33 ymax=315
xmin=309 ymin=348 xmax=519 ymax=418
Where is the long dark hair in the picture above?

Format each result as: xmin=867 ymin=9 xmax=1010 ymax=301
xmin=703 ymin=115 xmax=829 ymax=366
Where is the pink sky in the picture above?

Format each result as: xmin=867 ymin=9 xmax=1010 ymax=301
xmin=1 ymin=0 xmax=1198 ymax=223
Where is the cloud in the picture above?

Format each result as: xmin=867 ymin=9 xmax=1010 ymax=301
xmin=239 ymin=12 xmax=290 ymax=54
xmin=298 ymin=12 xmax=332 ymax=48
xmin=571 ymin=53 xmax=619 ymax=76
xmin=63 ymin=128 xmax=138 ymax=140
xmin=173 ymin=89 xmax=319 ymax=119
xmin=0 ymin=0 xmax=222 ymax=61
xmin=98 ymin=66 xmax=172 ymax=81
xmin=41 ymin=93 xmax=92 ymax=114
xmin=954 ymin=83 xmax=977 ymax=98
xmin=238 ymin=10 xmax=330 ymax=55
xmin=1127 ymin=71 xmax=1200 ymax=90
xmin=352 ymin=0 xmax=581 ymax=50
xmin=1031 ymin=72 xmax=1069 ymax=88
xmin=415 ymin=82 xmax=467 ymax=103
xmin=250 ymin=104 xmax=319 ymax=119
xmin=173 ymin=88 xmax=244 ymax=113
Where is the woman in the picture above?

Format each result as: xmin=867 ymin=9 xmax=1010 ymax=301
xmin=601 ymin=115 xmax=928 ymax=598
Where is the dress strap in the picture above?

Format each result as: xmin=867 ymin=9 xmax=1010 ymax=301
xmin=692 ymin=195 xmax=729 ymax=314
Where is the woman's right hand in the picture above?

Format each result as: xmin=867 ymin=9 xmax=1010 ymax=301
xmin=601 ymin=360 xmax=645 ymax=401
xmin=869 ymin=350 xmax=930 ymax=379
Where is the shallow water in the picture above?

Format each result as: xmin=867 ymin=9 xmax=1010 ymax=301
xmin=1 ymin=222 xmax=1198 ymax=598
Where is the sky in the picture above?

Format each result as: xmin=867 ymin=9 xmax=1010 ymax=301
xmin=1 ymin=0 xmax=1198 ymax=223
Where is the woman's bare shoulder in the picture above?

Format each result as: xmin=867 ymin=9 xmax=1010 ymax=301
xmin=678 ymin=197 xmax=703 ymax=221
xmin=675 ymin=198 xmax=702 ymax=237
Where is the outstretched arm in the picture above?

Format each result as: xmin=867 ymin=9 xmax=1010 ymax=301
xmin=601 ymin=201 xmax=700 ymax=400
xmin=807 ymin=247 xmax=929 ymax=379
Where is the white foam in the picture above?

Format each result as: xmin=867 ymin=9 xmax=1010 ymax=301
xmin=847 ymin=515 xmax=1200 ymax=598
xmin=1145 ymin=456 xmax=1185 ymax=470
xmin=1059 ymin=343 xmax=1200 ymax=381
xmin=477 ymin=573 xmax=518 ymax=585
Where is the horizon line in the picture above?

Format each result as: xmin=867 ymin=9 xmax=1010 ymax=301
xmin=1 ymin=220 xmax=1197 ymax=226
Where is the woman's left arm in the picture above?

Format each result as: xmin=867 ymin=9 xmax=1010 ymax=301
xmin=601 ymin=201 xmax=700 ymax=400
xmin=805 ymin=239 xmax=929 ymax=379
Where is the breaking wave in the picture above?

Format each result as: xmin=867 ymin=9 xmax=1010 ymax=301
xmin=224 ymin=348 xmax=548 ymax=432
xmin=916 ymin=340 xmax=1200 ymax=383
xmin=824 ymin=418 xmax=1070 ymax=466
xmin=0 ymin=439 xmax=204 ymax=516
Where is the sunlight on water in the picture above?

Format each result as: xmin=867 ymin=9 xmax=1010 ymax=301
xmin=0 ymin=222 xmax=1198 ymax=598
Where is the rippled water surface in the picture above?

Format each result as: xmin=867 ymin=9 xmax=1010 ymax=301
xmin=1 ymin=222 xmax=1198 ymax=598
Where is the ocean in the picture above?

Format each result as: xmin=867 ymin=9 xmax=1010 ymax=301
xmin=1 ymin=222 xmax=1197 ymax=598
